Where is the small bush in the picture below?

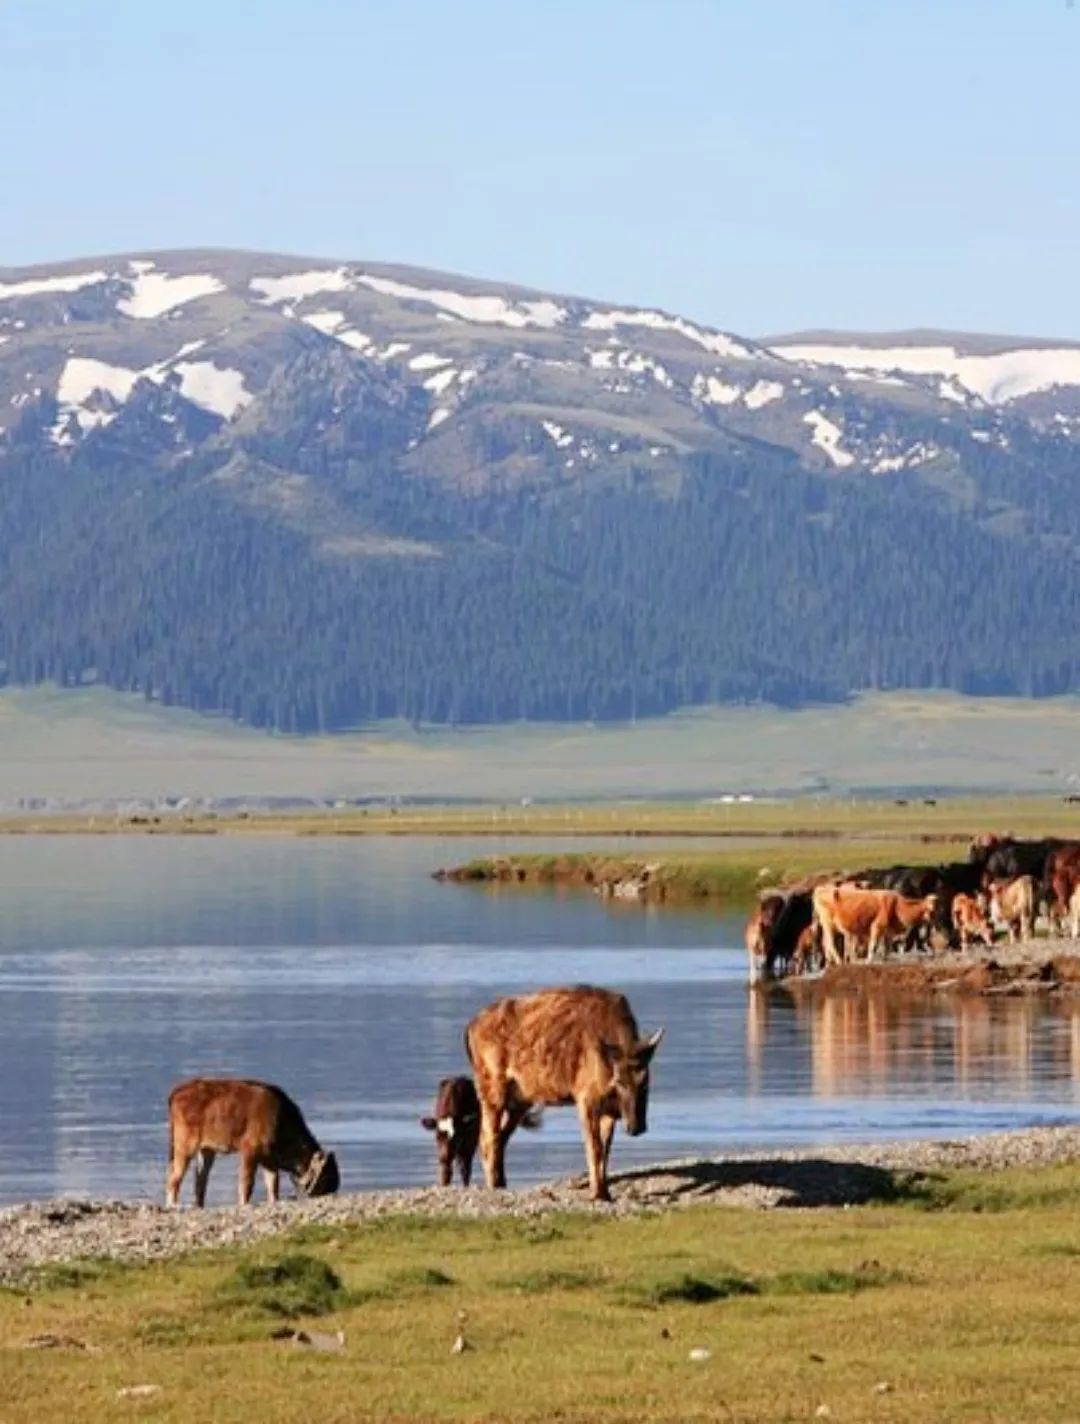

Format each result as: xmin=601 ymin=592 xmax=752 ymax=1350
xmin=625 ymin=1269 xmax=759 ymax=1307
xmin=220 ymin=1253 xmax=344 ymax=1318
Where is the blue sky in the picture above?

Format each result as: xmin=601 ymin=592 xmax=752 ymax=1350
xmin=2 ymin=1 xmax=1077 ymax=337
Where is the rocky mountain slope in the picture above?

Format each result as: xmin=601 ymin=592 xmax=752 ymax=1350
xmin=2 ymin=250 xmax=1080 ymax=729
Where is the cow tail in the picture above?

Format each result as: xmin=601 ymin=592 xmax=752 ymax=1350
xmin=463 ymin=1023 xmax=476 ymax=1071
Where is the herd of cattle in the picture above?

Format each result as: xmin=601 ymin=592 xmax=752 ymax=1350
xmin=165 ymin=985 xmax=664 ymax=1208
xmin=745 ymin=832 xmax=1080 ymax=983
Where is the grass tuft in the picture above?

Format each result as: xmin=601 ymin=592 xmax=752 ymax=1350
xmin=219 ymin=1253 xmax=344 ymax=1318
xmin=624 ymin=1268 xmax=759 ymax=1306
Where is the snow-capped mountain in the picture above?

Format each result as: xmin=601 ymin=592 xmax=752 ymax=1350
xmin=2 ymin=250 xmax=1080 ymax=730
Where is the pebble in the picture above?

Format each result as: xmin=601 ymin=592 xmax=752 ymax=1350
xmin=688 ymin=1347 xmax=711 ymax=1362
xmin=2 ymin=1126 xmax=1079 ymax=1285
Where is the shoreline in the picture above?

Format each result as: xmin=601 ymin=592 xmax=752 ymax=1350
xmin=5 ymin=1125 xmax=1080 ymax=1284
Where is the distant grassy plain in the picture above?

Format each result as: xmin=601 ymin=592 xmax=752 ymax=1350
xmin=5 ymin=1163 xmax=1080 ymax=1423
xmin=3 ymin=683 xmax=1080 ymax=804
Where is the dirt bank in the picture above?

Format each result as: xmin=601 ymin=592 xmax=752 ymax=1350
xmin=4 ymin=1126 xmax=1080 ymax=1285
xmin=779 ymin=940 xmax=1080 ymax=997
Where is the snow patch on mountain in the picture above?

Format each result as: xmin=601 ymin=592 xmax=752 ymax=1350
xmin=541 ymin=420 xmax=573 ymax=449
xmin=251 ymin=268 xmax=352 ymax=304
xmin=118 ymin=264 xmax=223 ymax=320
xmin=804 ymin=410 xmax=854 ymax=468
xmin=408 ymin=352 xmax=453 ymax=372
xmin=773 ymin=341 xmax=1080 ymax=404
xmin=52 ymin=357 xmax=140 ymax=441
xmin=302 ymin=309 xmax=347 ymax=335
xmin=744 ymin=379 xmax=784 ymax=409
xmin=422 ymin=367 xmax=457 ymax=397
xmin=692 ymin=374 xmax=741 ymax=406
xmin=355 ymin=273 xmax=566 ymax=330
xmin=171 ymin=362 xmax=252 ymax=419
xmin=583 ymin=307 xmax=755 ymax=360
xmin=0 ymin=270 xmax=108 ymax=303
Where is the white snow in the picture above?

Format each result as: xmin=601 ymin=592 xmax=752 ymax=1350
xmin=692 ymin=374 xmax=741 ymax=406
xmin=337 ymin=330 xmax=373 ymax=352
xmin=743 ymin=379 xmax=784 ymax=409
xmin=355 ymin=273 xmax=567 ymax=329
xmin=170 ymin=361 xmax=253 ymax=419
xmin=541 ymin=420 xmax=573 ymax=449
xmin=772 ymin=340 xmax=1080 ymax=405
xmin=376 ymin=341 xmax=411 ymax=361
xmin=938 ymin=378 xmax=967 ymax=404
xmin=587 ymin=348 xmax=615 ymax=369
xmin=422 ymin=367 xmax=457 ymax=397
xmin=458 ymin=367 xmax=478 ymax=386
xmin=408 ymin=352 xmax=453 ymax=372
xmin=803 ymin=410 xmax=854 ymax=468
xmin=427 ymin=406 xmax=451 ymax=430
xmin=302 ymin=309 xmax=348 ymax=335
xmin=871 ymin=454 xmax=906 ymax=473
xmin=117 ymin=265 xmax=223 ymax=320
xmin=970 ymin=430 xmax=992 ymax=442
xmin=582 ymin=306 xmax=755 ymax=360
xmin=0 ymin=269 xmax=108 ymax=303
xmin=51 ymin=357 xmax=140 ymax=441
xmin=250 ymin=268 xmax=353 ymax=304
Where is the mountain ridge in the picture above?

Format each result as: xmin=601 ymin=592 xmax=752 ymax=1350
xmin=2 ymin=248 xmax=1080 ymax=730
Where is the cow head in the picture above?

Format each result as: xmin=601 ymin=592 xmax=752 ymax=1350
xmin=601 ymin=1028 xmax=664 ymax=1136
xmin=296 ymin=1149 xmax=340 ymax=1197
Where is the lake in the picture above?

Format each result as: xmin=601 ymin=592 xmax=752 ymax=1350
xmin=2 ymin=836 xmax=1079 ymax=1206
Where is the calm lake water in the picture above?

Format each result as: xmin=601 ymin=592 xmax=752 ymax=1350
xmin=2 ymin=836 xmax=1080 ymax=1206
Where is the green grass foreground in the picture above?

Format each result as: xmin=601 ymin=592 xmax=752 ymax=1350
xmin=6 ymin=1164 xmax=1080 ymax=1422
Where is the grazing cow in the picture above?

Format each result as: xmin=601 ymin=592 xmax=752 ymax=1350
xmin=420 ymin=1076 xmax=481 ymax=1187
xmin=951 ymin=893 xmax=993 ymax=951
xmin=812 ymin=884 xmax=938 ymax=964
xmin=988 ymin=876 xmax=1036 ymax=944
xmin=465 ymin=985 xmax=663 ymax=1202
xmin=166 ymin=1078 xmax=339 ymax=1208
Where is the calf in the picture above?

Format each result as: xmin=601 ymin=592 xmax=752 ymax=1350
xmin=166 ymin=1078 xmax=339 ymax=1207
xmin=951 ymin=893 xmax=993 ymax=951
xmin=988 ymin=876 xmax=1036 ymax=944
xmin=465 ymin=985 xmax=663 ymax=1202
xmin=420 ymin=1076 xmax=481 ymax=1187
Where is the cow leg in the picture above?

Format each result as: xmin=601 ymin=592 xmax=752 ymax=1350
xmin=478 ymin=1100 xmax=506 ymax=1190
xmin=262 ymin=1167 xmax=279 ymax=1204
xmin=166 ymin=1149 xmax=193 ymax=1208
xmin=237 ymin=1152 xmax=257 ymax=1205
xmin=193 ymin=1149 xmax=215 ymax=1208
xmin=598 ymin=1115 xmax=616 ymax=1176
xmin=458 ymin=1150 xmax=473 ymax=1188
xmin=437 ymin=1146 xmax=453 ymax=1188
xmin=578 ymin=1103 xmax=610 ymax=1203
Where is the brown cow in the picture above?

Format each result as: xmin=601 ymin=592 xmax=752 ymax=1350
xmin=988 ymin=875 xmax=1036 ymax=943
xmin=420 ymin=1076 xmax=481 ymax=1187
xmin=951 ymin=893 xmax=993 ymax=951
xmin=465 ymin=985 xmax=663 ymax=1202
xmin=1044 ymin=845 xmax=1080 ymax=934
xmin=166 ymin=1078 xmax=339 ymax=1207
xmin=813 ymin=884 xmax=938 ymax=963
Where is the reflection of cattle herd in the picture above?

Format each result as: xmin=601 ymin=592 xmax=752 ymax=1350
xmin=166 ymin=986 xmax=663 ymax=1208
xmin=746 ymin=833 xmax=1080 ymax=983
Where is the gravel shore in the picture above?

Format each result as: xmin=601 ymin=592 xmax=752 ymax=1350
xmin=4 ymin=1126 xmax=1080 ymax=1285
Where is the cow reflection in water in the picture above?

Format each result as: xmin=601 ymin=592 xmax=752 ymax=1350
xmin=745 ymin=994 xmax=1080 ymax=1102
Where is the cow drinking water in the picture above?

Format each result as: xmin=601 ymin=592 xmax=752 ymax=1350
xmin=166 ymin=1077 xmax=339 ymax=1207
xmin=465 ymin=985 xmax=663 ymax=1202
